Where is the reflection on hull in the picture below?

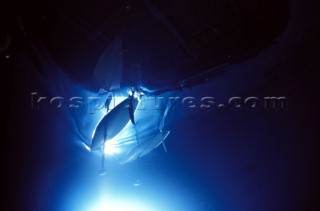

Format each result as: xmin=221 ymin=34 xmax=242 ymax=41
xmin=90 ymin=95 xmax=139 ymax=151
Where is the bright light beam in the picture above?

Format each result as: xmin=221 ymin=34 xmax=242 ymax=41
xmin=104 ymin=141 xmax=121 ymax=155
xmin=89 ymin=197 xmax=156 ymax=211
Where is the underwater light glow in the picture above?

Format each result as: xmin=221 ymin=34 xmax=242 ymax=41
xmin=104 ymin=141 xmax=122 ymax=155
xmin=88 ymin=197 xmax=156 ymax=211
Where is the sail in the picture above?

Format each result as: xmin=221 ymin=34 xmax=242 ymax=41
xmin=93 ymin=35 xmax=123 ymax=91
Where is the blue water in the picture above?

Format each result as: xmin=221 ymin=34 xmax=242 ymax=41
xmin=24 ymin=60 xmax=309 ymax=211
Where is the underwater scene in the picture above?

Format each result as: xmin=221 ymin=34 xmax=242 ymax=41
xmin=3 ymin=0 xmax=320 ymax=210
